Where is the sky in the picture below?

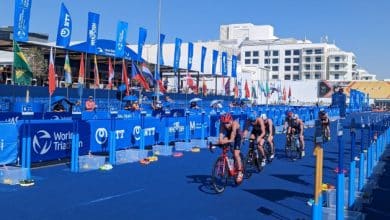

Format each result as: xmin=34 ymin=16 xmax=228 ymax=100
xmin=2 ymin=0 xmax=389 ymax=79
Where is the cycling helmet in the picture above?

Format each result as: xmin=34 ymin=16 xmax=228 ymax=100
xmin=319 ymin=108 xmax=326 ymax=116
xmin=286 ymin=110 xmax=293 ymax=117
xmin=220 ymin=113 xmax=233 ymax=123
xmin=248 ymin=112 xmax=257 ymax=122
xmin=260 ymin=113 xmax=267 ymax=120
xmin=292 ymin=114 xmax=299 ymax=119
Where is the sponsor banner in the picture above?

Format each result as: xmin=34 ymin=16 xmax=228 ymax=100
xmin=0 ymin=123 xmax=19 ymax=165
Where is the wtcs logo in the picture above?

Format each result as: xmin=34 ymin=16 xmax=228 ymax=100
xmin=32 ymin=130 xmax=52 ymax=155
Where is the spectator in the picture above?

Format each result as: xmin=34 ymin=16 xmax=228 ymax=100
xmin=85 ymin=96 xmax=97 ymax=111
xmin=53 ymin=102 xmax=65 ymax=112
xmin=190 ymin=101 xmax=199 ymax=109
xmin=124 ymin=101 xmax=132 ymax=111
xmin=132 ymin=101 xmax=140 ymax=111
xmin=152 ymin=100 xmax=162 ymax=110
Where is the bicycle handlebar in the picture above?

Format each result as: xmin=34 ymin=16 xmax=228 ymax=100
xmin=208 ymin=142 xmax=231 ymax=153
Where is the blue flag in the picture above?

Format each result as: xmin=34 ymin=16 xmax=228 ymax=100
xmin=115 ymin=21 xmax=128 ymax=58
xmin=56 ymin=3 xmax=72 ymax=48
xmin=86 ymin=12 xmax=100 ymax=54
xmin=200 ymin=46 xmax=207 ymax=73
xmin=173 ymin=38 xmax=182 ymax=72
xmin=187 ymin=42 xmax=193 ymax=70
xmin=231 ymin=55 xmax=237 ymax=78
xmin=221 ymin=52 xmax=227 ymax=76
xmin=159 ymin=33 xmax=165 ymax=65
xmin=212 ymin=50 xmax=218 ymax=75
xmin=137 ymin=27 xmax=147 ymax=61
xmin=13 ymin=0 xmax=32 ymax=42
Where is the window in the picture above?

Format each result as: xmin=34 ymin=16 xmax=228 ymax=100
xmin=245 ymin=51 xmax=251 ymax=57
xmin=272 ymin=50 xmax=279 ymax=56
xmin=264 ymin=50 xmax=270 ymax=56
xmin=305 ymin=74 xmax=310 ymax=79
xmin=284 ymin=75 xmax=291 ymax=80
xmin=315 ymin=73 xmax=321 ymax=79
xmin=293 ymin=50 xmax=300 ymax=55
xmin=293 ymin=66 xmax=300 ymax=71
xmin=306 ymin=49 xmax=313 ymax=55
xmin=305 ymin=64 xmax=310 ymax=70
xmin=335 ymin=74 xmax=339 ymax=79
xmin=272 ymin=58 xmax=279 ymax=64
xmin=285 ymin=50 xmax=291 ymax=56
xmin=272 ymin=75 xmax=279 ymax=79
xmin=315 ymin=56 xmax=321 ymax=62
xmin=264 ymin=58 xmax=270 ymax=64
xmin=245 ymin=59 xmax=251 ymax=64
xmin=335 ymin=56 xmax=340 ymax=62
xmin=284 ymin=66 xmax=291 ymax=71
xmin=253 ymin=51 xmax=259 ymax=57
xmin=252 ymin=59 xmax=259 ymax=64
xmin=272 ymin=66 xmax=279 ymax=71
xmin=305 ymin=57 xmax=311 ymax=62
xmin=335 ymin=64 xmax=339 ymax=70
xmin=315 ymin=64 xmax=321 ymax=70
xmin=293 ymin=58 xmax=300 ymax=63
xmin=285 ymin=58 xmax=291 ymax=63
xmin=293 ymin=75 xmax=300 ymax=80
xmin=315 ymin=49 xmax=323 ymax=54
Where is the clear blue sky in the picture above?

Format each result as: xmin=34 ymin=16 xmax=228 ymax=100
xmin=2 ymin=0 xmax=389 ymax=79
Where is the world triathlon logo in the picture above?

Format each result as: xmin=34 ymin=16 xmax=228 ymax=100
xmin=133 ymin=126 xmax=141 ymax=141
xmin=95 ymin=128 xmax=108 ymax=145
xmin=32 ymin=130 xmax=52 ymax=155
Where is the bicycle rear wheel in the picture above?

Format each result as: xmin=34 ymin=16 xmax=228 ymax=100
xmin=211 ymin=157 xmax=228 ymax=193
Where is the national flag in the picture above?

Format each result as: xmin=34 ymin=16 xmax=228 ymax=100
xmin=245 ymin=80 xmax=250 ymax=98
xmin=157 ymin=79 xmax=166 ymax=93
xmin=131 ymin=62 xmax=150 ymax=90
xmin=13 ymin=41 xmax=33 ymax=85
xmin=141 ymin=63 xmax=155 ymax=87
xmin=121 ymin=59 xmax=129 ymax=96
xmin=48 ymin=47 xmax=56 ymax=95
xmin=78 ymin=53 xmax=85 ymax=85
xmin=108 ymin=57 xmax=115 ymax=89
xmin=64 ymin=52 xmax=72 ymax=85
xmin=282 ymin=86 xmax=287 ymax=101
xmin=233 ymin=82 xmax=239 ymax=99
xmin=93 ymin=55 xmax=100 ymax=87
xmin=225 ymin=77 xmax=230 ymax=96
xmin=251 ymin=84 xmax=257 ymax=99
xmin=186 ymin=72 xmax=196 ymax=92
xmin=288 ymin=86 xmax=292 ymax=99
xmin=202 ymin=77 xmax=207 ymax=96
xmin=265 ymin=81 xmax=270 ymax=97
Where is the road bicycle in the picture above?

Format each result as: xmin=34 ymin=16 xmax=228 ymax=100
xmin=208 ymin=142 xmax=245 ymax=193
xmin=243 ymin=137 xmax=273 ymax=178
xmin=285 ymin=133 xmax=301 ymax=160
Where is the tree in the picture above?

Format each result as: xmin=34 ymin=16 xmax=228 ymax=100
xmin=23 ymin=47 xmax=48 ymax=85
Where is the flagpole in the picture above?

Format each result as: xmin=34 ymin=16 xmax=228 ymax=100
xmin=155 ymin=0 xmax=162 ymax=102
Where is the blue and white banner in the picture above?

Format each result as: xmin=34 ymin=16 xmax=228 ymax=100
xmin=115 ymin=21 xmax=128 ymax=58
xmin=159 ymin=33 xmax=165 ymax=65
xmin=173 ymin=38 xmax=182 ymax=72
xmin=200 ymin=46 xmax=207 ymax=73
xmin=56 ymin=3 xmax=72 ymax=48
xmin=212 ymin=50 xmax=219 ymax=75
xmin=187 ymin=42 xmax=193 ymax=70
xmin=231 ymin=55 xmax=237 ymax=78
xmin=137 ymin=27 xmax=147 ymax=61
xmin=221 ymin=51 xmax=227 ymax=76
xmin=13 ymin=0 xmax=32 ymax=42
xmin=86 ymin=12 xmax=100 ymax=54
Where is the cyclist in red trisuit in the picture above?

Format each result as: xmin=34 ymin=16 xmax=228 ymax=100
xmin=218 ymin=113 xmax=244 ymax=183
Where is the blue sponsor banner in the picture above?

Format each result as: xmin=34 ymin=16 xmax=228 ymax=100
xmin=221 ymin=52 xmax=227 ymax=76
xmin=187 ymin=42 xmax=193 ymax=70
xmin=212 ymin=50 xmax=218 ymax=75
xmin=137 ymin=27 xmax=147 ymax=61
xmin=115 ymin=21 xmax=128 ymax=58
xmin=13 ymin=0 xmax=32 ymax=42
xmin=173 ymin=38 xmax=182 ymax=72
xmin=86 ymin=12 xmax=100 ymax=54
xmin=188 ymin=115 xmax=205 ymax=138
xmin=231 ymin=55 xmax=237 ymax=78
xmin=159 ymin=33 xmax=165 ymax=66
xmin=56 ymin=3 xmax=72 ymax=48
xmin=157 ymin=117 xmax=186 ymax=142
xmin=0 ymin=123 xmax=19 ymax=165
xmin=18 ymin=120 xmax=90 ymax=163
xmin=200 ymin=46 xmax=207 ymax=73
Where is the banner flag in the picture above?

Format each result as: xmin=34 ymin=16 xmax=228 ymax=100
xmin=137 ymin=27 xmax=147 ymax=61
xmin=56 ymin=3 xmax=72 ymax=48
xmin=221 ymin=52 xmax=227 ymax=76
xmin=212 ymin=50 xmax=218 ymax=75
xmin=48 ymin=47 xmax=56 ymax=95
xmin=173 ymin=38 xmax=182 ymax=72
xmin=159 ymin=33 xmax=165 ymax=66
xmin=231 ymin=55 xmax=237 ymax=78
xmin=187 ymin=42 xmax=193 ymax=70
xmin=13 ymin=0 xmax=32 ymax=42
xmin=115 ymin=21 xmax=128 ymax=58
xmin=13 ymin=41 xmax=33 ymax=85
xmin=64 ymin=52 xmax=72 ymax=84
xmin=86 ymin=12 xmax=100 ymax=54
xmin=200 ymin=46 xmax=207 ymax=73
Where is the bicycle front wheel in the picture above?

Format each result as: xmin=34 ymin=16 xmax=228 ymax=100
xmin=211 ymin=157 xmax=228 ymax=193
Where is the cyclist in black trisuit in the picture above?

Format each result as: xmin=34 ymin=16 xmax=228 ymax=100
xmin=319 ymin=108 xmax=330 ymax=141
xmin=218 ymin=113 xmax=244 ymax=183
xmin=260 ymin=114 xmax=275 ymax=159
xmin=287 ymin=114 xmax=305 ymax=157
xmin=243 ymin=112 xmax=267 ymax=167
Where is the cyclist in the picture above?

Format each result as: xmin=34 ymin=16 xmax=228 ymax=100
xmin=287 ymin=114 xmax=305 ymax=158
xmin=283 ymin=110 xmax=294 ymax=147
xmin=243 ymin=112 xmax=267 ymax=167
xmin=218 ymin=113 xmax=244 ymax=183
xmin=318 ymin=108 xmax=331 ymax=141
xmin=260 ymin=114 xmax=275 ymax=160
